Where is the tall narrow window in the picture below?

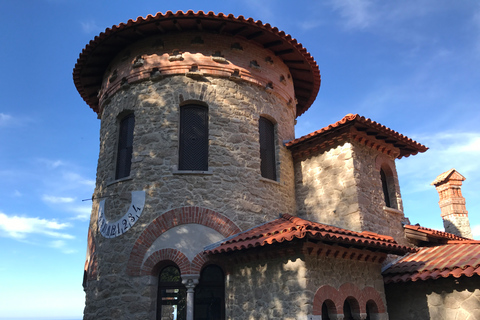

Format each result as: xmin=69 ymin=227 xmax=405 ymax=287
xmin=259 ymin=117 xmax=276 ymax=180
xmin=194 ymin=265 xmax=225 ymax=320
xmin=380 ymin=168 xmax=392 ymax=208
xmin=116 ymin=113 xmax=135 ymax=179
xmin=179 ymin=104 xmax=208 ymax=171
xmin=158 ymin=265 xmax=186 ymax=320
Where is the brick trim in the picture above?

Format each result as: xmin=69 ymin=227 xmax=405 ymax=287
xmin=312 ymin=283 xmax=386 ymax=316
xmin=141 ymin=248 xmax=190 ymax=276
xmin=127 ymin=206 xmax=241 ymax=276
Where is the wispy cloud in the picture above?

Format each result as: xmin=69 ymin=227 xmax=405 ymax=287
xmin=0 ymin=113 xmax=13 ymax=126
xmin=328 ymin=0 xmax=375 ymax=29
xmin=0 ymin=212 xmax=74 ymax=241
xmin=81 ymin=20 xmax=101 ymax=34
xmin=42 ymin=195 xmax=76 ymax=204
xmin=397 ymin=131 xmax=480 ymax=194
xmin=49 ymin=240 xmax=77 ymax=254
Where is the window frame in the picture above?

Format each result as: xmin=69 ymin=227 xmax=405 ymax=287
xmin=259 ymin=116 xmax=277 ymax=181
xmin=178 ymin=103 xmax=209 ymax=172
xmin=115 ymin=112 xmax=135 ymax=180
xmin=157 ymin=265 xmax=187 ymax=320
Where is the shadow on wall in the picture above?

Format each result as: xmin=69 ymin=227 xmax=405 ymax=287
xmin=385 ymin=276 xmax=480 ymax=320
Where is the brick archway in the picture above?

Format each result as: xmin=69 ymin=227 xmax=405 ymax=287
xmin=313 ymin=283 xmax=386 ymax=317
xmin=127 ymin=206 xmax=240 ymax=276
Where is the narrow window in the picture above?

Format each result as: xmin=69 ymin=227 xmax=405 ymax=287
xmin=194 ymin=265 xmax=225 ymax=320
xmin=380 ymin=168 xmax=392 ymax=208
xmin=115 ymin=113 xmax=134 ymax=179
xmin=259 ymin=117 xmax=276 ymax=180
xmin=158 ymin=265 xmax=186 ymax=320
xmin=322 ymin=301 xmax=332 ymax=320
xmin=179 ymin=104 xmax=208 ymax=171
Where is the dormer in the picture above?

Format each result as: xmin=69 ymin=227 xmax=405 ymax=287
xmin=287 ymin=114 xmax=428 ymax=244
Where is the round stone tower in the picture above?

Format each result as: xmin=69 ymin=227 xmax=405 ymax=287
xmin=74 ymin=10 xmax=320 ymax=320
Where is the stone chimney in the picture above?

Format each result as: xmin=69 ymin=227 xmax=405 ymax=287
xmin=432 ymin=169 xmax=473 ymax=238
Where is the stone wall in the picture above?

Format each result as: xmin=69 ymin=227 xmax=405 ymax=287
xmin=385 ymin=276 xmax=480 ymax=320
xmin=294 ymin=139 xmax=407 ymax=245
xmin=225 ymin=244 xmax=388 ymax=320
xmin=84 ymin=31 xmax=299 ymax=318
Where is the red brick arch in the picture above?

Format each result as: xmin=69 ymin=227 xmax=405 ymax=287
xmin=127 ymin=206 xmax=240 ymax=276
xmin=141 ymin=248 xmax=190 ymax=276
xmin=312 ymin=285 xmax=342 ymax=316
xmin=313 ymin=283 xmax=386 ymax=316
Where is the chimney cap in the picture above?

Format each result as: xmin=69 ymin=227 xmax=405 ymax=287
xmin=431 ymin=168 xmax=466 ymax=186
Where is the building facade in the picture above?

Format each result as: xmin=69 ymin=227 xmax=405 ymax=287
xmin=74 ymin=11 xmax=478 ymax=320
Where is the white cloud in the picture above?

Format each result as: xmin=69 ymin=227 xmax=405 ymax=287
xmin=472 ymin=225 xmax=480 ymax=238
xmin=71 ymin=206 xmax=92 ymax=221
xmin=398 ymin=131 xmax=480 ymax=188
xmin=42 ymin=195 xmax=76 ymax=204
xmin=0 ymin=113 xmax=13 ymax=126
xmin=0 ymin=213 xmax=74 ymax=241
xmin=81 ymin=20 xmax=101 ymax=34
xmin=49 ymin=240 xmax=77 ymax=254
xmin=328 ymin=0 xmax=375 ymax=29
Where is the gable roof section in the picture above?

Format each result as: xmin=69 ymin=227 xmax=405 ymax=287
xmin=286 ymin=114 xmax=428 ymax=159
xmin=383 ymin=242 xmax=480 ymax=283
xmin=73 ymin=10 xmax=320 ymax=117
xmin=431 ymin=168 xmax=466 ymax=186
xmin=404 ymin=224 xmax=471 ymax=244
xmin=206 ymin=213 xmax=413 ymax=255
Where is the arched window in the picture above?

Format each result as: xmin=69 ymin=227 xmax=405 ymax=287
xmin=366 ymin=300 xmax=379 ymax=320
xmin=194 ymin=265 xmax=225 ymax=320
xmin=380 ymin=168 xmax=391 ymax=208
xmin=158 ymin=265 xmax=186 ymax=320
xmin=116 ymin=113 xmax=135 ymax=179
xmin=343 ymin=300 xmax=354 ymax=320
xmin=179 ymin=104 xmax=208 ymax=171
xmin=321 ymin=300 xmax=335 ymax=320
xmin=259 ymin=117 xmax=276 ymax=180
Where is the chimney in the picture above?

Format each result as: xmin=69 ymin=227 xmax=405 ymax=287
xmin=432 ymin=169 xmax=473 ymax=239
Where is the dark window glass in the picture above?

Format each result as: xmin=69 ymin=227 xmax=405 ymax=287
xmin=343 ymin=300 xmax=354 ymax=320
xmin=179 ymin=105 xmax=208 ymax=171
xmin=380 ymin=168 xmax=391 ymax=208
xmin=259 ymin=117 xmax=276 ymax=180
xmin=322 ymin=302 xmax=331 ymax=320
xmin=116 ymin=113 xmax=135 ymax=179
xmin=158 ymin=266 xmax=186 ymax=320
xmin=194 ymin=265 xmax=225 ymax=320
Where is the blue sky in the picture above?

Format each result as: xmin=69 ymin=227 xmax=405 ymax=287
xmin=1 ymin=0 xmax=479 ymax=318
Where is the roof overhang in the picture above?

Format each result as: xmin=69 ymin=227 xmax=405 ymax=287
xmin=73 ymin=10 xmax=321 ymax=116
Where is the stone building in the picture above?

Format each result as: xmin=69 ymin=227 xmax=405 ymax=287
xmin=73 ymin=10 xmax=479 ymax=320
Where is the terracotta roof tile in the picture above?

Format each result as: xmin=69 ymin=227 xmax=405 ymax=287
xmin=383 ymin=242 xmax=480 ymax=283
xmin=286 ymin=113 xmax=428 ymax=159
xmin=206 ymin=214 xmax=413 ymax=255
xmin=73 ymin=10 xmax=320 ymax=117
xmin=404 ymin=224 xmax=471 ymax=242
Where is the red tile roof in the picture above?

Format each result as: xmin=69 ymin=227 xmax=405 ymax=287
xmin=206 ymin=214 xmax=413 ymax=255
xmin=286 ymin=113 xmax=428 ymax=159
xmin=383 ymin=242 xmax=480 ymax=283
xmin=73 ymin=10 xmax=320 ymax=117
xmin=404 ymin=224 xmax=471 ymax=243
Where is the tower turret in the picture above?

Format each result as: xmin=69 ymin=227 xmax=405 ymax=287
xmin=73 ymin=10 xmax=320 ymax=320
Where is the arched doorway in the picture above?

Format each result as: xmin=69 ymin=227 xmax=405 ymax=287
xmin=157 ymin=265 xmax=186 ymax=320
xmin=194 ymin=265 xmax=225 ymax=320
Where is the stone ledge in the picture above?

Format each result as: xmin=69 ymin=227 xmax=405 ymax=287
xmin=106 ymin=176 xmax=133 ymax=186
xmin=172 ymin=169 xmax=213 ymax=175
xmin=383 ymin=206 xmax=403 ymax=215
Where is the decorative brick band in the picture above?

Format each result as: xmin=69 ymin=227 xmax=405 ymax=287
xmin=127 ymin=206 xmax=241 ymax=276
xmin=312 ymin=283 xmax=386 ymax=316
